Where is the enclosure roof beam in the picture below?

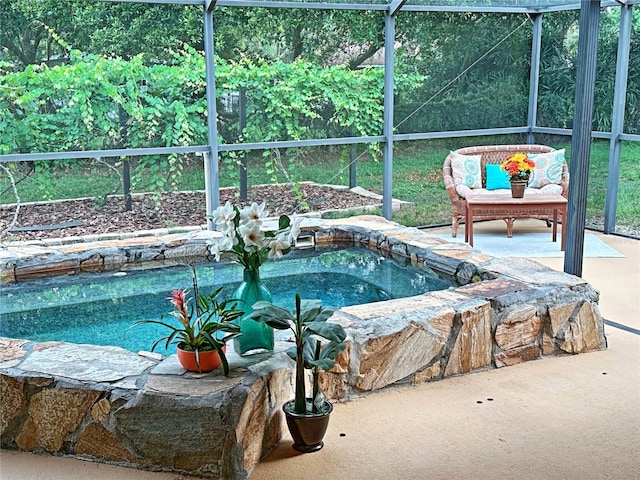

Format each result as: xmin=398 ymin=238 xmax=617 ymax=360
xmin=88 ymin=0 xmax=628 ymax=14
xmin=214 ymin=2 xmax=574 ymax=13
xmin=388 ymin=0 xmax=406 ymax=16
xmin=90 ymin=0 xmax=203 ymax=5
xmin=216 ymin=1 xmax=386 ymax=10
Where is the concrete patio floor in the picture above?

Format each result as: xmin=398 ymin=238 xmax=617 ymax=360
xmin=2 ymin=220 xmax=639 ymax=480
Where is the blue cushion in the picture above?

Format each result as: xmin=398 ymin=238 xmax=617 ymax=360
xmin=485 ymin=164 xmax=511 ymax=190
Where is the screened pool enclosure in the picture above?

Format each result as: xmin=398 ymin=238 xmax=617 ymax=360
xmin=0 ymin=0 xmax=638 ymax=276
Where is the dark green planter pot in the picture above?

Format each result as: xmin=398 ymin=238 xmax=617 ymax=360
xmin=283 ymin=399 xmax=333 ymax=453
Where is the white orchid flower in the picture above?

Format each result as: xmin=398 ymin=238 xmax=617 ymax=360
xmin=241 ymin=202 xmax=268 ymax=224
xmin=219 ymin=232 xmax=237 ymax=251
xmin=203 ymin=202 xmax=299 ymax=269
xmin=238 ymin=215 xmax=260 ymax=232
xmin=217 ymin=220 xmax=236 ymax=236
xmin=212 ymin=201 xmax=236 ymax=228
xmin=268 ymin=232 xmax=291 ymax=260
xmin=203 ymin=230 xmax=225 ymax=249
xmin=287 ymin=214 xmax=303 ymax=244
xmin=208 ymin=240 xmax=222 ymax=261
xmin=239 ymin=222 xmax=265 ymax=248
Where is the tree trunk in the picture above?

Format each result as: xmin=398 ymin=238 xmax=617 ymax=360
xmin=291 ymin=24 xmax=303 ymax=60
xmin=348 ymin=33 xmax=384 ymax=70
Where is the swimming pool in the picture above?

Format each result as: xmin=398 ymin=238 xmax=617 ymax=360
xmin=0 ymin=247 xmax=453 ymax=354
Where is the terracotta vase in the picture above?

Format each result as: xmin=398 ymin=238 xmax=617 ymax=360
xmin=176 ymin=344 xmax=225 ymax=373
xmin=510 ymin=180 xmax=527 ymax=198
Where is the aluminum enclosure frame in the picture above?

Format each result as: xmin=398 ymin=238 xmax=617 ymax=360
xmin=1 ymin=0 xmax=637 ymax=276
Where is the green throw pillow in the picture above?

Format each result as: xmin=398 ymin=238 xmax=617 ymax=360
xmin=485 ymin=164 xmax=511 ymax=190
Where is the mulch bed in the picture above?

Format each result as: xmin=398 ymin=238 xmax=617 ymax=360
xmin=0 ymin=184 xmax=380 ymax=242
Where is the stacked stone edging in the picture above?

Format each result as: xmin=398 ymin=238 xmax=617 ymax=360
xmin=0 ymin=216 xmax=606 ymax=479
xmin=311 ymin=219 xmax=606 ymax=398
xmin=1 ymin=342 xmax=295 ymax=479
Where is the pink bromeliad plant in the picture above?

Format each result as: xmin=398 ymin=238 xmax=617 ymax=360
xmin=133 ymin=265 xmax=243 ymax=375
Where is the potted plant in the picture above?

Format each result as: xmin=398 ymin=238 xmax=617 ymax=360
xmin=500 ymin=153 xmax=536 ymax=198
xmin=205 ymin=201 xmax=303 ymax=356
xmin=133 ymin=265 xmax=243 ymax=375
xmin=248 ymin=293 xmax=347 ymax=453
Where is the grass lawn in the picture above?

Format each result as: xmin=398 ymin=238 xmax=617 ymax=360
xmin=1 ymin=137 xmax=639 ymax=234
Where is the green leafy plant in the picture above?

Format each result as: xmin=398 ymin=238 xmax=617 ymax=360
xmin=248 ymin=293 xmax=347 ymax=415
xmin=132 ymin=265 xmax=243 ymax=375
xmin=1 ymin=47 xmax=414 ymax=198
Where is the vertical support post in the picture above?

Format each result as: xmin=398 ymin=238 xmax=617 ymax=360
xmin=382 ymin=12 xmax=396 ymax=220
xmin=604 ymin=4 xmax=632 ymax=234
xmin=527 ymin=13 xmax=543 ymax=145
xmin=118 ymin=105 xmax=132 ymax=212
xmin=203 ymin=4 xmax=219 ymax=230
xmin=348 ymin=125 xmax=357 ymax=189
xmin=239 ymin=88 xmax=248 ymax=200
xmin=123 ymin=159 xmax=132 ymax=212
xmin=564 ymin=0 xmax=601 ymax=277
xmin=203 ymin=152 xmax=214 ymax=229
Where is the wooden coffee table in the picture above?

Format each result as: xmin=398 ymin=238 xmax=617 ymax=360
xmin=465 ymin=194 xmax=568 ymax=250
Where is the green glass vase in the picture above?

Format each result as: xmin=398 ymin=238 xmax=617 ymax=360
xmin=233 ymin=267 xmax=274 ymax=355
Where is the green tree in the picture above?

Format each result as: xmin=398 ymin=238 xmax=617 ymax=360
xmin=1 ymin=3 xmax=385 ymax=70
xmin=538 ymin=8 xmax=639 ymax=134
xmin=394 ymin=11 xmax=532 ymax=133
xmin=69 ymin=2 xmax=203 ymax=62
xmin=0 ymin=1 xmax=203 ymax=69
xmin=0 ymin=0 xmax=78 ymax=68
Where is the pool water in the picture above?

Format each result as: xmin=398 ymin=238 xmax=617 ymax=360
xmin=0 ymin=248 xmax=453 ymax=354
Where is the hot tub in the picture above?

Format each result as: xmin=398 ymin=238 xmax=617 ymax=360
xmin=0 ymin=216 xmax=606 ymax=479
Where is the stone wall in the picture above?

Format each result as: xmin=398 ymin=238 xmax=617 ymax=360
xmin=1 ymin=343 xmax=294 ymax=480
xmin=311 ymin=219 xmax=606 ymax=398
xmin=0 ymin=216 xmax=606 ymax=479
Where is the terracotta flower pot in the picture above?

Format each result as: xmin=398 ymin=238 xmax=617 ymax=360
xmin=177 ymin=344 xmax=225 ymax=373
xmin=510 ymin=180 xmax=527 ymax=198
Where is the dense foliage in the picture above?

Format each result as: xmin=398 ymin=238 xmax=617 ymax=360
xmin=1 ymin=44 xmax=414 ymax=194
xmin=538 ymin=9 xmax=640 ymax=133
xmin=2 ymin=4 xmax=636 ymax=141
